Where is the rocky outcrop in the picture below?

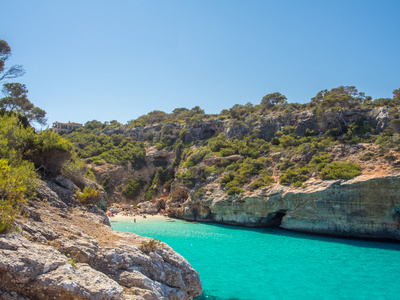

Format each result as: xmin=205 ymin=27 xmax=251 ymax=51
xmin=0 ymin=178 xmax=202 ymax=299
xmin=0 ymin=233 xmax=123 ymax=299
xmin=167 ymin=175 xmax=400 ymax=241
xmin=100 ymin=108 xmax=391 ymax=144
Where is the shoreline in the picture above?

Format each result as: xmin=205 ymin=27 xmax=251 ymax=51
xmin=109 ymin=214 xmax=169 ymax=222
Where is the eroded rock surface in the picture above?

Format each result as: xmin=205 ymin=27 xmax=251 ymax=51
xmin=0 ymin=178 xmax=202 ymax=299
xmin=167 ymin=175 xmax=400 ymax=241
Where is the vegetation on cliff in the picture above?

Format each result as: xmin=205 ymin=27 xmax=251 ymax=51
xmin=0 ymin=39 xmax=104 ymax=233
xmin=2 ymin=38 xmax=400 ymax=210
xmin=59 ymin=85 xmax=400 ymax=204
xmin=0 ymin=114 xmax=63 ymax=232
xmin=64 ymin=121 xmax=146 ymax=168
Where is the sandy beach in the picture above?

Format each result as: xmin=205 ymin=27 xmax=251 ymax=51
xmin=109 ymin=214 xmax=169 ymax=222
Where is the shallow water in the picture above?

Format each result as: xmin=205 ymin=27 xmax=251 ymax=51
xmin=111 ymin=217 xmax=400 ymax=300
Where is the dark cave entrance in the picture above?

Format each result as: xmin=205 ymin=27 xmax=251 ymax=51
xmin=264 ymin=211 xmax=286 ymax=228
xmin=203 ymin=129 xmax=216 ymax=139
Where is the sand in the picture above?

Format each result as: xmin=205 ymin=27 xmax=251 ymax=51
xmin=109 ymin=213 xmax=168 ymax=222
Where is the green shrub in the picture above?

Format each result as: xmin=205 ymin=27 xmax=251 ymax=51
xmin=62 ymin=155 xmax=88 ymax=189
xmin=225 ymin=184 xmax=245 ymax=196
xmin=102 ymin=175 xmax=112 ymax=192
xmin=76 ymin=186 xmax=102 ymax=205
xmin=0 ymin=114 xmax=35 ymax=161
xmin=179 ymin=166 xmax=201 ymax=189
xmin=207 ymin=133 xmax=230 ymax=152
xmin=204 ymin=165 xmax=223 ymax=178
xmin=279 ymin=135 xmax=298 ymax=148
xmin=219 ymin=147 xmax=236 ymax=157
xmin=220 ymin=172 xmax=235 ymax=188
xmin=249 ymin=175 xmax=273 ymax=191
xmin=323 ymin=128 xmax=342 ymax=138
xmin=139 ymin=239 xmax=161 ymax=253
xmin=279 ymin=169 xmax=308 ymax=186
xmin=122 ymin=178 xmax=145 ymax=199
xmin=86 ymin=169 xmax=96 ymax=181
xmin=277 ymin=159 xmax=294 ymax=171
xmin=0 ymin=114 xmax=39 ymax=233
xmin=271 ymin=137 xmax=280 ymax=145
xmin=0 ymin=158 xmax=38 ymax=234
xmin=309 ymin=152 xmax=331 ymax=171
xmin=321 ymin=162 xmax=361 ymax=180
xmin=30 ymin=130 xmax=74 ymax=174
xmin=64 ymin=129 xmax=146 ymax=169
xmin=144 ymin=188 xmax=156 ymax=201
xmin=305 ymin=128 xmax=317 ymax=136
xmin=193 ymin=187 xmax=205 ymax=199
xmin=391 ymin=118 xmax=400 ymax=134
xmin=68 ymin=258 xmax=77 ymax=269
xmin=183 ymin=148 xmax=211 ymax=168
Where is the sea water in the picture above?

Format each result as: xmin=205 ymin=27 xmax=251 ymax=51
xmin=111 ymin=217 xmax=400 ymax=300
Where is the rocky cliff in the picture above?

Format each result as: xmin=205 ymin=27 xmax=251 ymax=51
xmin=166 ymin=174 xmax=400 ymax=241
xmin=0 ymin=178 xmax=202 ymax=299
xmin=100 ymin=107 xmax=390 ymax=143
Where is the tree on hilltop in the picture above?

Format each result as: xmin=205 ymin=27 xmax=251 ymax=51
xmin=261 ymin=92 xmax=287 ymax=109
xmin=0 ymin=39 xmax=25 ymax=82
xmin=393 ymin=88 xmax=400 ymax=103
xmin=310 ymin=86 xmax=370 ymax=110
xmin=0 ymin=83 xmax=47 ymax=126
xmin=310 ymin=86 xmax=371 ymax=133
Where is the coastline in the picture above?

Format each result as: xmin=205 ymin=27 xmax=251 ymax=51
xmin=109 ymin=213 xmax=169 ymax=222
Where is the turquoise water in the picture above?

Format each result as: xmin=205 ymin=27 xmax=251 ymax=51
xmin=111 ymin=217 xmax=400 ymax=300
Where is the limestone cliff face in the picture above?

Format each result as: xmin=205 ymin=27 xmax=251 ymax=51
xmin=166 ymin=175 xmax=400 ymax=241
xmin=0 ymin=178 xmax=202 ymax=300
xmin=100 ymin=107 xmax=390 ymax=143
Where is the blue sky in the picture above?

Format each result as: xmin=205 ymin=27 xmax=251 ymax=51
xmin=1 ymin=0 xmax=399 ymax=128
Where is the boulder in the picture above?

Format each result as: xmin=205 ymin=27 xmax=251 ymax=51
xmin=0 ymin=233 xmax=123 ymax=299
xmin=1 ymin=179 xmax=203 ymax=299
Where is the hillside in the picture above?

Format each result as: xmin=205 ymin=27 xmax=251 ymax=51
xmin=61 ymin=86 xmax=400 ymax=240
xmin=0 ymin=112 xmax=202 ymax=299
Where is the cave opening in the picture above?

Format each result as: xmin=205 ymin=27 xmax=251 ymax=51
xmin=203 ymin=129 xmax=216 ymax=138
xmin=264 ymin=211 xmax=286 ymax=228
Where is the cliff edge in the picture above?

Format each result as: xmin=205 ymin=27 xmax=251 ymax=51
xmin=167 ymin=174 xmax=400 ymax=241
xmin=0 ymin=178 xmax=202 ymax=300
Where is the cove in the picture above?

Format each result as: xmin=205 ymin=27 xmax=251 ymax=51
xmin=111 ymin=217 xmax=400 ymax=300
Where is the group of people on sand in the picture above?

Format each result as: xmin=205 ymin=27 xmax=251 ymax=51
xmin=106 ymin=208 xmax=166 ymax=219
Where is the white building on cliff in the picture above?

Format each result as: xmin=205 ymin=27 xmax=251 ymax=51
xmin=52 ymin=121 xmax=83 ymax=133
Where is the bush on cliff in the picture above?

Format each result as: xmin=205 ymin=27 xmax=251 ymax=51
xmin=76 ymin=186 xmax=102 ymax=205
xmin=65 ymin=127 xmax=146 ymax=169
xmin=60 ymin=85 xmax=400 ymax=201
xmin=28 ymin=129 xmax=74 ymax=175
xmin=279 ymin=168 xmax=308 ymax=186
xmin=321 ymin=162 xmax=361 ymax=180
xmin=0 ymin=114 xmax=38 ymax=233
xmin=249 ymin=175 xmax=273 ymax=191
xmin=0 ymin=113 xmax=88 ymax=233
xmin=0 ymin=158 xmax=37 ymax=233
xmin=122 ymin=178 xmax=145 ymax=199
xmin=77 ymin=185 xmax=107 ymax=211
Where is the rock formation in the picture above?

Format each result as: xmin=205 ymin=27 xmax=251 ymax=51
xmin=99 ymin=108 xmax=391 ymax=144
xmin=0 ymin=178 xmax=202 ymax=299
xmin=166 ymin=174 xmax=400 ymax=241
